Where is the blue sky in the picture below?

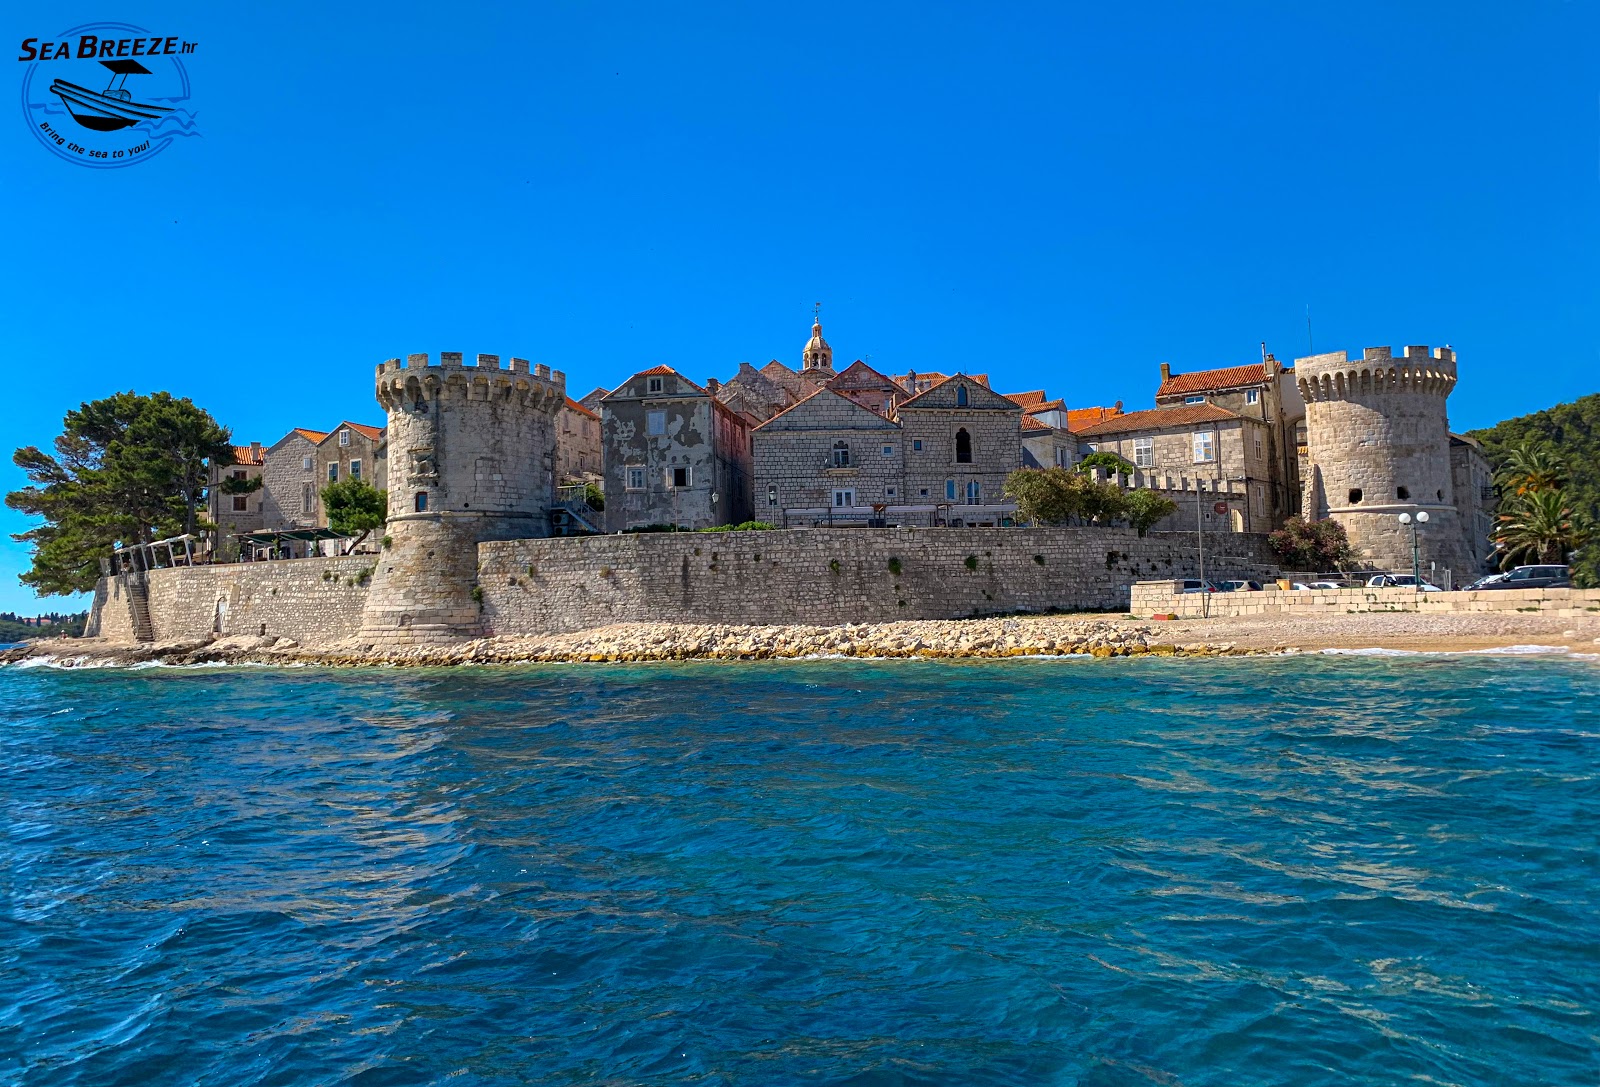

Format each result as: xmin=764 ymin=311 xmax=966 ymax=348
xmin=2 ymin=2 xmax=1597 ymax=612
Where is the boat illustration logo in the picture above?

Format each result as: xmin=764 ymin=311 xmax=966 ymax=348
xmin=18 ymin=20 xmax=200 ymax=169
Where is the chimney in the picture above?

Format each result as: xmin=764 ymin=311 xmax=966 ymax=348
xmin=1159 ymin=362 xmax=1171 ymax=382
xmin=706 ymin=377 xmax=720 ymax=395
xmin=1264 ymin=352 xmax=1279 ymax=377
xmin=250 ymin=441 xmax=262 ymax=461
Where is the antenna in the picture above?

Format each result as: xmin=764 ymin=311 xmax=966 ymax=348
xmin=1305 ymin=305 xmax=1314 ymax=354
xmin=1260 ymin=341 xmax=1268 ymax=364
xmin=812 ymin=301 xmax=822 ymax=326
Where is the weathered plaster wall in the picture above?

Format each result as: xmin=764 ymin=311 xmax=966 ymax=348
xmin=90 ymin=557 xmax=375 ymax=645
xmin=479 ymin=527 xmax=1277 ymax=635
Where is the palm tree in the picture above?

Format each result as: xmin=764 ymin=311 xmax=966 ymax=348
xmin=1495 ymin=439 xmax=1568 ymax=496
xmin=1492 ymin=488 xmax=1592 ymax=568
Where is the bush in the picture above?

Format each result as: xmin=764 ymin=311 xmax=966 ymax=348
xmin=964 ymin=555 xmax=979 ymax=571
xmin=887 ymin=556 xmax=902 ymax=576
xmin=1269 ymin=517 xmax=1356 ymax=571
xmin=1123 ymin=490 xmax=1179 ymax=537
xmin=1003 ymin=468 xmax=1127 ymax=525
xmin=1076 ymin=451 xmax=1135 ymax=476
xmin=698 ymin=521 xmax=777 ymax=533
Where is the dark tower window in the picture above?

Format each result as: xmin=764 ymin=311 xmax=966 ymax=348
xmin=415 ymin=491 xmax=429 ymax=512
xmin=955 ymin=428 xmax=973 ymax=463
xmin=956 ymin=386 xmax=968 ymax=407
xmin=1348 ymin=488 xmax=1362 ymax=504
xmin=1396 ymin=486 xmax=1410 ymax=500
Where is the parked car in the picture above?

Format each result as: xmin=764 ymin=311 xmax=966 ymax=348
xmin=1475 ymin=565 xmax=1570 ymax=590
xmin=1462 ymin=572 xmax=1509 ymax=591
xmin=1177 ymin=579 xmax=1229 ymax=593
xmin=1367 ymin=574 xmax=1445 ymax=592
xmin=1307 ymin=581 xmax=1343 ymax=590
xmin=1221 ymin=580 xmax=1263 ymax=592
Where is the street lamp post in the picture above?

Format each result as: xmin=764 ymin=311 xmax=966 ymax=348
xmin=1397 ymin=510 xmax=1430 ymax=590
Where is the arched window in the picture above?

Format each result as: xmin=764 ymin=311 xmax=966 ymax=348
xmin=415 ymin=491 xmax=429 ymax=512
xmin=832 ymin=440 xmax=850 ymax=468
xmin=955 ymin=428 xmax=972 ymax=463
xmin=956 ymin=386 xmax=968 ymax=407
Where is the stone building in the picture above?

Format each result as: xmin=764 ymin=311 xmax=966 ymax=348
xmin=258 ymin=428 xmax=327 ymax=532
xmin=898 ymin=375 xmax=1022 ymax=509
xmin=752 ymin=389 xmax=905 ymax=519
xmin=1004 ymin=390 xmax=1089 ymax=471
xmin=207 ymin=442 xmax=265 ymax=541
xmin=1073 ymin=403 xmax=1276 ymax=533
xmin=600 ymin=365 xmax=753 ymax=531
xmin=828 ymin=359 xmax=903 ymax=417
xmin=1155 ymin=352 xmax=1304 ymax=523
xmin=1450 ymin=434 xmax=1497 ymax=571
xmin=314 ymin=422 xmax=386 ymax=517
xmin=556 ymin=397 xmax=602 ymax=484
xmin=1296 ymin=345 xmax=1477 ymax=580
xmin=360 ymin=351 xmax=567 ymax=646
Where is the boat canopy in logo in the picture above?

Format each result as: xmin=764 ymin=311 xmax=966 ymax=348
xmin=18 ymin=21 xmax=199 ymax=168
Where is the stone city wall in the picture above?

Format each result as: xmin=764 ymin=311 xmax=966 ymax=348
xmin=1131 ymin=580 xmax=1600 ymax=618
xmin=479 ymin=527 xmax=1277 ymax=635
xmin=89 ymin=556 xmax=375 ymax=645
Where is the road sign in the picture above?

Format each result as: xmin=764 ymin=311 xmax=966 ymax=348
xmin=1213 ymin=501 xmax=1228 ymax=514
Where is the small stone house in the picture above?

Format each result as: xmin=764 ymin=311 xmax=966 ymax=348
xmin=258 ymin=428 xmax=328 ymax=531
xmin=207 ymin=442 xmax=265 ymax=541
xmin=600 ymin=365 xmax=753 ymax=531
xmin=1073 ymin=403 xmax=1275 ymax=533
xmin=314 ymin=421 xmax=387 ymax=522
xmin=898 ymin=375 xmax=1023 ymax=508
xmin=752 ymin=389 xmax=905 ymax=517
xmin=556 ymin=396 xmax=602 ymax=484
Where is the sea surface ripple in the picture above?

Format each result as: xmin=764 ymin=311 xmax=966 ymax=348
xmin=2 ymin=656 xmax=1596 ymax=1086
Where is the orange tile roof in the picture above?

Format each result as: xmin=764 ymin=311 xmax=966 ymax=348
xmin=292 ymin=428 xmax=328 ymax=443
xmin=636 ymin=364 xmax=678 ymax=376
xmin=1020 ymin=416 xmax=1052 ymax=432
xmin=1074 ymin=403 xmax=1243 ymax=437
xmin=230 ymin=444 xmax=264 ymax=466
xmin=1003 ymin=390 xmax=1048 ymax=410
xmin=1063 ymin=404 xmax=1124 ymax=432
xmin=344 ymin=422 xmax=384 ymax=441
xmin=564 ymin=396 xmax=599 ymax=420
xmin=1156 ymin=363 xmax=1269 ymax=398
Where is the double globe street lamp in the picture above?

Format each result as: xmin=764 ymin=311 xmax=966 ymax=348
xmin=1397 ymin=510 xmax=1429 ymax=589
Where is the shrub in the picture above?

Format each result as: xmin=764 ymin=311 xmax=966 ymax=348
xmin=1075 ymin=451 xmax=1135 ymax=476
xmin=829 ymin=559 xmax=841 ymax=574
xmin=887 ymin=557 xmax=902 ymax=576
xmin=381 ymin=535 xmax=393 ymax=550
xmin=1269 ymin=517 xmax=1356 ymax=571
xmin=1122 ymin=490 xmax=1179 ymax=537
xmin=1033 ymin=554 xmax=1045 ymax=565
xmin=964 ymin=555 xmax=979 ymax=571
xmin=470 ymin=585 xmax=484 ymax=604
xmin=699 ymin=521 xmax=777 ymax=532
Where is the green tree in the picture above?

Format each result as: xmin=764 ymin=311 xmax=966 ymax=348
xmin=321 ymin=479 xmax=388 ymax=549
xmin=1122 ymin=490 xmax=1179 ymax=537
xmin=1075 ymin=451 xmax=1135 ymax=475
xmin=1494 ymin=438 xmax=1568 ymax=497
xmin=7 ymin=392 xmax=234 ymax=595
xmin=1004 ymin=468 xmax=1079 ymax=524
xmin=1268 ymin=517 xmax=1356 ymax=572
xmin=1491 ymin=488 xmax=1592 ymax=569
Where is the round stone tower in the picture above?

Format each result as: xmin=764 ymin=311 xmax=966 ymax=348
xmin=358 ymin=351 xmax=564 ymax=647
xmin=1297 ymin=345 xmax=1473 ymax=579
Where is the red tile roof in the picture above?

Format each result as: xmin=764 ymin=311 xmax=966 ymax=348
xmin=636 ymin=364 xmax=679 ymax=376
xmin=1020 ymin=415 xmax=1052 ymax=432
xmin=1063 ymin=404 xmax=1124 ymax=432
xmin=1156 ymin=363 xmax=1270 ymax=398
xmin=564 ymin=396 xmax=599 ymax=420
xmin=230 ymin=444 xmax=264 ymax=466
xmin=1003 ymin=390 xmax=1048 ymax=410
xmin=1074 ymin=403 xmax=1243 ymax=437
xmin=292 ymin=428 xmax=328 ymax=443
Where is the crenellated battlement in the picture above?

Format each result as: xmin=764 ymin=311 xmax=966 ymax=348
xmin=1294 ymin=344 xmax=1457 ymax=402
xmin=374 ymin=351 xmax=567 ymax=412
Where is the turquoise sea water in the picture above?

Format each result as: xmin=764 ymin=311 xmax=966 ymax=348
xmin=3 ymin=656 xmax=1597 ymax=1086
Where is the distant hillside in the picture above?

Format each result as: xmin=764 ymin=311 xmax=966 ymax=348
xmin=1467 ymin=392 xmax=1600 ymax=585
xmin=0 ymin=612 xmax=85 ymax=641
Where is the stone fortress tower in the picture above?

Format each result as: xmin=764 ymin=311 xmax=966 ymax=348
xmin=1297 ymin=345 xmax=1475 ymax=579
xmin=358 ymin=352 xmax=565 ymax=647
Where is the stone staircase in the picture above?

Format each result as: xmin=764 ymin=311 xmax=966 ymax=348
xmin=124 ymin=571 xmax=155 ymax=642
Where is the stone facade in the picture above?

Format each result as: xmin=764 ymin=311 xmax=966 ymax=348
xmin=898 ymin=375 xmax=1023 ymax=508
xmin=556 ymin=397 xmax=602 ymax=484
xmin=1155 ymin=355 xmax=1305 ymax=522
xmin=314 ymin=422 xmax=387 ymax=521
xmin=207 ymin=442 xmax=265 ymax=542
xmin=601 ymin=366 xmax=753 ymax=531
xmin=479 ymin=527 xmax=1277 ymax=635
xmin=827 ymin=360 xmax=903 ymax=416
xmin=1074 ymin=403 xmax=1277 ymax=533
xmin=359 ymin=351 xmax=566 ymax=646
xmin=1132 ymin=580 xmax=1600 ymax=619
xmin=1450 ymin=434 xmax=1496 ymax=570
xmin=258 ymin=429 xmax=326 ymax=532
xmin=752 ymin=390 xmax=905 ymax=516
xmin=1297 ymin=346 xmax=1476 ymax=579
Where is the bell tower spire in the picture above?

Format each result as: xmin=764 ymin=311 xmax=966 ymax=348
xmin=802 ymin=302 xmax=834 ymax=374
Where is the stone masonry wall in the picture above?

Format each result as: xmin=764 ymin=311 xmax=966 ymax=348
xmin=1131 ymin=580 xmax=1600 ymax=618
xmin=479 ymin=527 xmax=1277 ymax=635
xmin=97 ymin=556 xmax=376 ymax=645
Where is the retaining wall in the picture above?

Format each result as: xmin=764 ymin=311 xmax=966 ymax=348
xmin=1131 ymin=581 xmax=1600 ymax=618
xmin=479 ymin=527 xmax=1276 ymax=635
xmin=89 ymin=556 xmax=375 ymax=645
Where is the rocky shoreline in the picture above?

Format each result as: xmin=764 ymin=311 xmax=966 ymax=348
xmin=0 ymin=616 xmax=1267 ymax=669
